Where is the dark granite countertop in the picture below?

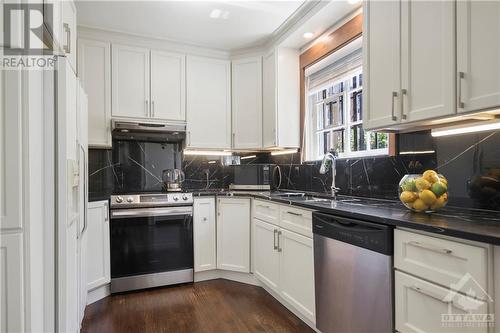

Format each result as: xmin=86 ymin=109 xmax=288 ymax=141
xmin=194 ymin=189 xmax=500 ymax=245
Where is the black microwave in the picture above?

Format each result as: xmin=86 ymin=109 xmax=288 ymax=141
xmin=229 ymin=164 xmax=281 ymax=190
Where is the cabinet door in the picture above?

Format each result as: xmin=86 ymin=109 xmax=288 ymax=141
xmin=401 ymin=1 xmax=456 ymax=122
xmin=262 ymin=51 xmax=277 ymax=148
xmin=232 ymin=57 xmax=262 ymax=149
xmin=112 ymin=44 xmax=150 ymax=119
xmin=253 ymin=219 xmax=280 ymax=291
xmin=78 ymin=39 xmax=112 ymax=148
xmin=457 ymin=1 xmax=500 ymax=113
xmin=186 ymin=56 xmax=231 ymax=149
xmin=395 ymin=271 xmax=488 ymax=333
xmin=61 ymin=0 xmax=77 ymax=73
xmin=193 ymin=197 xmax=216 ymax=272
xmin=217 ymin=198 xmax=250 ymax=272
xmin=151 ymin=50 xmax=186 ymax=121
xmin=87 ymin=201 xmax=110 ymax=290
xmin=363 ymin=0 xmax=401 ymax=130
xmin=279 ymin=229 xmax=315 ymax=323
xmin=0 ymin=233 xmax=24 ymax=332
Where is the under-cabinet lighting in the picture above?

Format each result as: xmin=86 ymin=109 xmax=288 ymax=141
xmin=208 ymin=161 xmax=217 ymax=164
xmin=399 ymin=150 xmax=436 ymax=155
xmin=271 ymin=149 xmax=298 ymax=156
xmin=184 ymin=150 xmax=232 ymax=156
xmin=241 ymin=155 xmax=257 ymax=160
xmin=431 ymin=121 xmax=500 ymax=137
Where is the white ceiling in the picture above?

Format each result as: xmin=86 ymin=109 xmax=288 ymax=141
xmin=75 ymin=1 xmax=306 ymax=51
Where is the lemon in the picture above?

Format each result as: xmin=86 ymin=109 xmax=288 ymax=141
xmin=441 ymin=192 xmax=448 ymax=201
xmin=431 ymin=182 xmax=448 ymax=197
xmin=415 ymin=178 xmax=431 ymax=191
xmin=438 ymin=176 xmax=448 ymax=186
xmin=431 ymin=196 xmax=447 ymax=210
xmin=400 ymin=191 xmax=418 ymax=203
xmin=412 ymin=198 xmax=429 ymax=212
xmin=419 ymin=189 xmax=437 ymax=205
xmin=423 ymin=170 xmax=440 ymax=183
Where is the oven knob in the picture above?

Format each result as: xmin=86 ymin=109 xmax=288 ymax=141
xmin=173 ymin=196 xmax=179 ymax=201
xmin=116 ymin=196 xmax=123 ymax=203
xmin=126 ymin=197 xmax=133 ymax=203
xmin=182 ymin=194 xmax=189 ymax=201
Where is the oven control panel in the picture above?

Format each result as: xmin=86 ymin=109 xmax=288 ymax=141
xmin=110 ymin=193 xmax=193 ymax=208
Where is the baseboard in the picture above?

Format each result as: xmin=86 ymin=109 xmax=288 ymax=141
xmin=194 ymin=269 xmax=261 ymax=286
xmin=87 ymin=284 xmax=110 ymax=305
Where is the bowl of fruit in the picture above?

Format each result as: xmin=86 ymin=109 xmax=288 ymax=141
xmin=399 ymin=170 xmax=449 ymax=213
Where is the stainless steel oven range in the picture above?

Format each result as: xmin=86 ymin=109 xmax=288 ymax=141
xmin=109 ymin=193 xmax=193 ymax=293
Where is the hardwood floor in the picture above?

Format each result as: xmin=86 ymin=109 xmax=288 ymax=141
xmin=82 ymin=279 xmax=314 ymax=333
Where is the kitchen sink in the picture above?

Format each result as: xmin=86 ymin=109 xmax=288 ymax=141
xmin=272 ymin=192 xmax=306 ymax=198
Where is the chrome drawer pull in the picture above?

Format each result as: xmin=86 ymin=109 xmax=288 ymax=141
xmin=407 ymin=241 xmax=465 ymax=260
xmin=286 ymin=211 xmax=302 ymax=217
xmin=410 ymin=286 xmax=470 ymax=312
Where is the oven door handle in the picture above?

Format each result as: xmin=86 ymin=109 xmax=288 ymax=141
xmin=110 ymin=207 xmax=193 ymax=219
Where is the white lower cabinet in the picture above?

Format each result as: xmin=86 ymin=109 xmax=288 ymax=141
xmin=193 ymin=197 xmax=217 ymax=272
xmin=253 ymin=219 xmax=280 ymax=291
xmin=395 ymin=271 xmax=487 ymax=333
xmin=217 ymin=198 xmax=250 ymax=273
xmin=86 ymin=200 xmax=111 ymax=291
xmin=252 ymin=201 xmax=315 ymax=325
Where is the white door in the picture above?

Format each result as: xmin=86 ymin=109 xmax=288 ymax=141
xmin=401 ymin=0 xmax=456 ymax=122
xmin=217 ymin=198 xmax=250 ymax=272
xmin=112 ymin=44 xmax=150 ymax=119
xmin=151 ymin=50 xmax=186 ymax=121
xmin=232 ymin=57 xmax=262 ymax=149
xmin=78 ymin=39 xmax=112 ymax=148
xmin=395 ymin=271 xmax=488 ymax=333
xmin=262 ymin=51 xmax=277 ymax=147
xmin=87 ymin=201 xmax=111 ymax=290
xmin=186 ymin=56 xmax=231 ymax=149
xmin=457 ymin=1 xmax=500 ymax=113
xmin=279 ymin=229 xmax=315 ymax=323
xmin=61 ymin=0 xmax=77 ymax=73
xmin=253 ymin=219 xmax=280 ymax=292
xmin=193 ymin=197 xmax=216 ymax=272
xmin=363 ymin=0 xmax=401 ymax=130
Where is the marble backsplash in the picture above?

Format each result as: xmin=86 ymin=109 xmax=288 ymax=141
xmin=89 ymin=130 xmax=500 ymax=211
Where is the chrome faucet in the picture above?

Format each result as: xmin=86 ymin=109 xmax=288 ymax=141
xmin=319 ymin=149 xmax=340 ymax=197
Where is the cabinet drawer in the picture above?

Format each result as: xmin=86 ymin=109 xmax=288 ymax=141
xmin=395 ymin=229 xmax=488 ymax=300
xmin=253 ymin=200 xmax=280 ymax=225
xmin=279 ymin=206 xmax=312 ymax=238
xmin=395 ymin=271 xmax=488 ymax=333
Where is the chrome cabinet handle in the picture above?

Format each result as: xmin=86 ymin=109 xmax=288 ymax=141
xmin=391 ymin=91 xmax=398 ymax=121
xmin=407 ymin=241 xmax=463 ymax=259
xmin=286 ymin=211 xmax=302 ymax=217
xmin=273 ymin=229 xmax=278 ymax=250
xmin=152 ymin=100 xmax=155 ymax=118
xmin=401 ymin=89 xmax=407 ymax=120
xmin=187 ymin=131 xmax=191 ymax=146
xmin=232 ymin=133 xmax=235 ymax=147
xmin=145 ymin=100 xmax=149 ymax=117
xmin=458 ymin=72 xmax=465 ymax=109
xmin=277 ymin=230 xmax=282 ymax=252
xmin=63 ymin=23 xmax=71 ymax=54
xmin=410 ymin=285 xmax=448 ymax=304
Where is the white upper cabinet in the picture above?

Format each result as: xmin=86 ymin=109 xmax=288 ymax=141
xmin=193 ymin=197 xmax=217 ymax=272
xmin=112 ymin=44 xmax=151 ymax=119
xmin=150 ymin=50 xmax=186 ymax=121
xmin=78 ymin=39 xmax=112 ymax=148
xmin=216 ymin=198 xmax=250 ymax=273
xmin=457 ymin=0 xmax=500 ymax=114
xmin=186 ymin=56 xmax=231 ymax=149
xmin=61 ymin=0 xmax=77 ymax=73
xmin=364 ymin=0 xmax=457 ymax=130
xmin=262 ymin=48 xmax=300 ymax=148
xmin=363 ymin=0 xmax=401 ymax=129
xmin=400 ymin=0 xmax=455 ymax=122
xmin=232 ymin=57 xmax=263 ymax=149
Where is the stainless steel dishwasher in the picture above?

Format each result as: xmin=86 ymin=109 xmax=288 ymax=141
xmin=313 ymin=211 xmax=393 ymax=333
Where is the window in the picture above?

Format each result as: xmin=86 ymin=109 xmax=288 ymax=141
xmin=304 ymin=39 xmax=389 ymax=161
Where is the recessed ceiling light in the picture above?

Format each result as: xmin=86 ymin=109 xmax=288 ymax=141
xmin=348 ymin=0 xmax=362 ymax=4
xmin=210 ymin=8 xmax=230 ymax=20
xmin=303 ymin=32 xmax=314 ymax=39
